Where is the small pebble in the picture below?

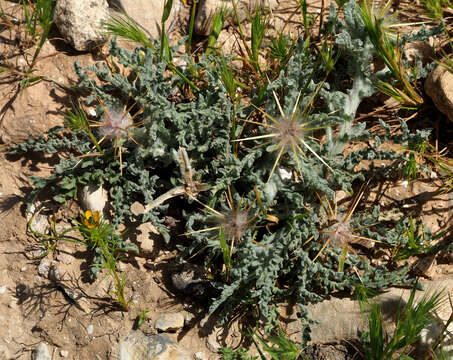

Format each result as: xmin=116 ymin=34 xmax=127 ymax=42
xmin=32 ymin=343 xmax=51 ymax=360
xmin=0 ymin=285 xmax=6 ymax=294
xmin=131 ymin=293 xmax=140 ymax=304
xmin=278 ymin=168 xmax=292 ymax=180
xmin=184 ymin=312 xmax=195 ymax=324
xmin=117 ymin=262 xmax=126 ymax=272
xmin=60 ymin=350 xmax=69 ymax=357
xmin=194 ymin=351 xmax=207 ymax=360
xmin=20 ymin=266 xmax=27 ymax=272
xmin=87 ymin=324 xmax=94 ymax=335
xmin=37 ymin=259 xmax=50 ymax=277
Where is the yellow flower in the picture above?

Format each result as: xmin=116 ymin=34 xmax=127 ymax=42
xmin=83 ymin=210 xmax=100 ymax=229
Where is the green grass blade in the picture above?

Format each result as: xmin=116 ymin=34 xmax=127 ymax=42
xmin=160 ymin=0 xmax=173 ymax=59
xmin=219 ymin=226 xmax=231 ymax=279
xmin=250 ymin=7 xmax=267 ymax=71
xmin=187 ymin=0 xmax=198 ymax=56
xmin=104 ymin=11 xmax=154 ymax=48
xmin=162 ymin=0 xmax=173 ymax=23
xmin=206 ymin=8 xmax=226 ymax=55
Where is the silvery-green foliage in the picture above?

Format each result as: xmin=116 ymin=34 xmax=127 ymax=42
xmin=10 ymin=1 xmax=442 ymax=341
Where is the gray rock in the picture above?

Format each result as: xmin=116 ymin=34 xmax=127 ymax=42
xmin=425 ymin=65 xmax=453 ymax=122
xmin=32 ymin=343 xmax=51 ymax=360
xmin=171 ymin=264 xmax=213 ymax=299
xmin=78 ymin=184 xmax=108 ymax=214
xmin=117 ymin=331 xmax=191 ymax=360
xmin=194 ymin=0 xmax=278 ymax=36
xmin=114 ymin=0 xmax=180 ymax=40
xmin=37 ymin=258 xmax=50 ymax=278
xmin=284 ymin=279 xmax=453 ymax=354
xmin=54 ymin=0 xmax=109 ymax=51
xmin=27 ymin=213 xmax=50 ymax=235
xmin=154 ymin=312 xmax=185 ymax=332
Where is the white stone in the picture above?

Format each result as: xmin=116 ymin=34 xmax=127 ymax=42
xmin=0 ymin=285 xmax=6 ymax=294
xmin=115 ymin=0 xmax=181 ymax=41
xmin=278 ymin=168 xmax=292 ymax=180
xmin=32 ymin=343 xmax=51 ymax=360
xmin=118 ymin=331 xmax=192 ymax=360
xmin=78 ymin=184 xmax=108 ymax=214
xmin=26 ymin=203 xmax=50 ymax=235
xmin=183 ymin=312 xmax=195 ymax=325
xmin=54 ymin=0 xmax=109 ymax=51
xmin=154 ymin=312 xmax=185 ymax=332
xmin=60 ymin=350 xmax=69 ymax=358
xmin=87 ymin=324 xmax=94 ymax=335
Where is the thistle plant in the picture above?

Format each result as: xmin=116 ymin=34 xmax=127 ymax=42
xmin=11 ymin=0 xmax=447 ymax=341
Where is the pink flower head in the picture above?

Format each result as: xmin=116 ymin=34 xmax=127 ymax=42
xmin=98 ymin=106 xmax=132 ymax=140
